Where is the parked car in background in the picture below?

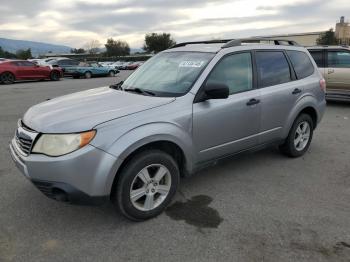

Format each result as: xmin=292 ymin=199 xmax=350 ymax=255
xmin=9 ymin=38 xmax=326 ymax=220
xmin=126 ymin=61 xmax=143 ymax=70
xmin=308 ymin=46 xmax=350 ymax=101
xmin=64 ymin=62 xmax=119 ymax=79
xmin=0 ymin=60 xmax=62 ymax=84
xmin=46 ymin=58 xmax=80 ymax=73
xmin=119 ymin=61 xmax=133 ymax=70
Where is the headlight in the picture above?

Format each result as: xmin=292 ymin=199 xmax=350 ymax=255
xmin=32 ymin=130 xmax=96 ymax=156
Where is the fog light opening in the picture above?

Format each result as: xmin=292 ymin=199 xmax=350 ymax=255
xmin=52 ymin=188 xmax=69 ymax=202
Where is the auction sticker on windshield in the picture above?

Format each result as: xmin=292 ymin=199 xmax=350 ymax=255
xmin=179 ymin=61 xmax=204 ymax=68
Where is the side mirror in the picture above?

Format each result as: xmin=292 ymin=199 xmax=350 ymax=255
xmin=204 ymin=82 xmax=229 ymax=100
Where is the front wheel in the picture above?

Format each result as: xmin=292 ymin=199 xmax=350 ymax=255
xmin=114 ymin=150 xmax=180 ymax=221
xmin=279 ymin=114 xmax=314 ymax=157
xmin=108 ymin=71 xmax=115 ymax=77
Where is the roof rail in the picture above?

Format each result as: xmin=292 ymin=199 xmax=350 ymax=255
xmin=222 ymin=38 xmax=300 ymax=48
xmin=170 ymin=39 xmax=233 ymax=49
xmin=170 ymin=37 xmax=300 ymax=49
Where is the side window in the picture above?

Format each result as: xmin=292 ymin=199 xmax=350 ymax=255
xmin=309 ymin=50 xmax=324 ymax=67
xmin=287 ymin=50 xmax=314 ymax=79
xmin=327 ymin=51 xmax=350 ymax=68
xmin=71 ymin=60 xmax=79 ymax=66
xmin=21 ymin=61 xmax=35 ymax=67
xmin=206 ymin=52 xmax=253 ymax=95
xmin=256 ymin=51 xmax=291 ymax=88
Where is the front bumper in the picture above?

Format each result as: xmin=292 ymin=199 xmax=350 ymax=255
xmin=9 ymin=139 xmax=120 ymax=205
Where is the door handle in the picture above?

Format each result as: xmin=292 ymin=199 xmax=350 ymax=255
xmin=328 ymin=69 xmax=334 ymax=74
xmin=292 ymin=88 xmax=302 ymax=95
xmin=246 ymin=98 xmax=260 ymax=106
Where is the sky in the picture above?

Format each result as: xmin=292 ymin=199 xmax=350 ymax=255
xmin=0 ymin=0 xmax=349 ymax=48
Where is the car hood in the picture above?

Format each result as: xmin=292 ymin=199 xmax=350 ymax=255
xmin=23 ymin=86 xmax=175 ymax=133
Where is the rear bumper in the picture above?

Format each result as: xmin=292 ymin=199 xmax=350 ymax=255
xmin=9 ymin=139 xmax=121 ymax=205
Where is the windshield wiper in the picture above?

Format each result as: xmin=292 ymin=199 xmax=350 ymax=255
xmin=124 ymin=87 xmax=155 ymax=96
xmin=110 ymin=81 xmax=124 ymax=90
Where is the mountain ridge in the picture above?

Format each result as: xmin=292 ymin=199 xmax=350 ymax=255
xmin=0 ymin=37 xmax=72 ymax=57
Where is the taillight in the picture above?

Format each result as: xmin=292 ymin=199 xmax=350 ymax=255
xmin=320 ymin=78 xmax=326 ymax=92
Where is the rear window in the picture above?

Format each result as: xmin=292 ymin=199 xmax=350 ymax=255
xmin=256 ymin=51 xmax=291 ymax=88
xmin=287 ymin=50 xmax=314 ymax=79
xmin=309 ymin=50 xmax=324 ymax=67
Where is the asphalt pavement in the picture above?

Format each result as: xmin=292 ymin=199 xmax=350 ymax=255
xmin=0 ymin=73 xmax=349 ymax=262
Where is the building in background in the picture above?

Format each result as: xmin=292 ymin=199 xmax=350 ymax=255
xmin=335 ymin=16 xmax=350 ymax=45
xmin=258 ymin=31 xmax=324 ymax=46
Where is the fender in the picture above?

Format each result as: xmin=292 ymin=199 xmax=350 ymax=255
xmin=282 ymin=94 xmax=321 ymax=138
xmin=106 ymin=121 xmax=194 ymax=172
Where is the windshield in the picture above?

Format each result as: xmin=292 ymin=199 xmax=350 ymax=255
xmin=122 ymin=51 xmax=215 ymax=97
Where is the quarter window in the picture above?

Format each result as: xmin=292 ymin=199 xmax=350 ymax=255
xmin=256 ymin=51 xmax=291 ymax=88
xmin=327 ymin=51 xmax=350 ymax=68
xmin=287 ymin=50 xmax=314 ymax=79
xmin=206 ymin=52 xmax=253 ymax=95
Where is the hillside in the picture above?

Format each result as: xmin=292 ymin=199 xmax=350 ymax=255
xmin=0 ymin=37 xmax=72 ymax=57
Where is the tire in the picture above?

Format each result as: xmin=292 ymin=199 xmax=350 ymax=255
xmin=84 ymin=71 xmax=92 ymax=79
xmin=114 ymin=150 xmax=180 ymax=221
xmin=279 ymin=114 xmax=314 ymax=157
xmin=50 ymin=71 xmax=60 ymax=81
xmin=108 ymin=71 xmax=115 ymax=77
xmin=0 ymin=72 xmax=15 ymax=84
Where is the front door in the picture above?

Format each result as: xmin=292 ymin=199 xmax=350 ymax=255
xmin=193 ymin=52 xmax=261 ymax=163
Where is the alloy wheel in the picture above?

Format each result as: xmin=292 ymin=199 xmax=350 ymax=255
xmin=1 ymin=72 xmax=15 ymax=84
xmin=129 ymin=164 xmax=172 ymax=211
xmin=294 ymin=121 xmax=311 ymax=151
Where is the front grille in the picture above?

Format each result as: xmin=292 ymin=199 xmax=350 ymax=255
xmin=14 ymin=120 xmax=37 ymax=157
xmin=15 ymin=134 xmax=33 ymax=155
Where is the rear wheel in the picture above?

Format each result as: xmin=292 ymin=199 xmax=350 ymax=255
xmin=84 ymin=71 xmax=92 ymax=79
xmin=0 ymin=72 xmax=15 ymax=84
xmin=279 ymin=114 xmax=314 ymax=157
xmin=50 ymin=71 xmax=61 ymax=81
xmin=113 ymin=150 xmax=180 ymax=221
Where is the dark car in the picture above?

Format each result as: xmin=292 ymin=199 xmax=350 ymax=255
xmin=46 ymin=58 xmax=80 ymax=73
xmin=0 ymin=60 xmax=63 ymax=84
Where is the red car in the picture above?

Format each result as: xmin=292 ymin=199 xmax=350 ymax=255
xmin=126 ymin=62 xmax=143 ymax=70
xmin=0 ymin=60 xmax=63 ymax=84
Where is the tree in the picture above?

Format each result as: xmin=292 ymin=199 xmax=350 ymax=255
xmin=0 ymin=46 xmax=17 ymax=59
xmin=70 ymin=48 xmax=86 ymax=54
xmin=317 ymin=28 xmax=339 ymax=45
xmin=105 ymin=38 xmax=130 ymax=56
xmin=84 ymin=40 xmax=101 ymax=54
xmin=143 ymin=33 xmax=176 ymax=53
xmin=16 ymin=48 xmax=32 ymax=59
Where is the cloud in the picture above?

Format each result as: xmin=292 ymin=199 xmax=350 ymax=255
xmin=0 ymin=0 xmax=349 ymax=48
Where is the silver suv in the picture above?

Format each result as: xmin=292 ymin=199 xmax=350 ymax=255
xmin=10 ymin=38 xmax=326 ymax=221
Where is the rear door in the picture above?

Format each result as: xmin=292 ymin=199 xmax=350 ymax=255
xmin=326 ymin=49 xmax=350 ymax=91
xmin=256 ymin=50 xmax=307 ymax=143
